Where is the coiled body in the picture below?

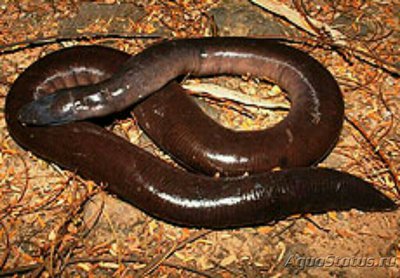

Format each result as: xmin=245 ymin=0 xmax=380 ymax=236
xmin=19 ymin=38 xmax=345 ymax=176
xmin=7 ymin=39 xmax=396 ymax=228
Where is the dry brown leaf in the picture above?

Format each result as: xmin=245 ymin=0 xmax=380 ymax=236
xmin=220 ymin=254 xmax=237 ymax=267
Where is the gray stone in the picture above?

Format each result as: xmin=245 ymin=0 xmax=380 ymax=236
xmin=210 ymin=0 xmax=295 ymax=37
xmin=59 ymin=3 xmax=166 ymax=36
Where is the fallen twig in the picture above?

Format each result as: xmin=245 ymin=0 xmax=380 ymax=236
xmin=345 ymin=115 xmax=399 ymax=196
xmin=137 ymin=229 xmax=212 ymax=276
xmin=0 ymin=32 xmax=163 ymax=55
xmin=183 ymin=82 xmax=290 ymax=110
xmin=0 ymin=255 xmax=216 ymax=278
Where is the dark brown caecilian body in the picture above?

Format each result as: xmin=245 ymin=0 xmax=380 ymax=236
xmin=7 ymin=39 xmax=396 ymax=228
xmin=19 ymin=38 xmax=344 ymax=176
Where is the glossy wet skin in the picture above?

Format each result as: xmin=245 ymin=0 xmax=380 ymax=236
xmin=6 ymin=41 xmax=397 ymax=228
xmin=19 ymin=38 xmax=345 ymax=176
